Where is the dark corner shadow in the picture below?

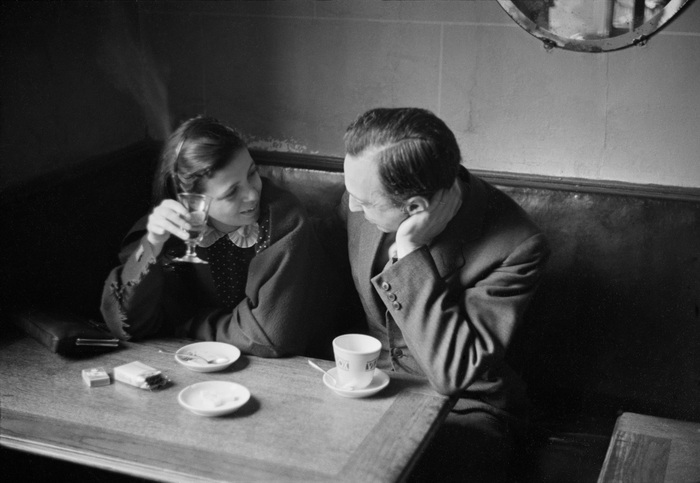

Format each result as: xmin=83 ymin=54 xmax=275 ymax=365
xmin=0 ymin=324 xmax=25 ymax=348
xmin=61 ymin=344 xmax=129 ymax=361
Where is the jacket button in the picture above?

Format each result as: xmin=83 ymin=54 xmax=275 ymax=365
xmin=392 ymin=301 xmax=402 ymax=310
xmin=387 ymin=293 xmax=397 ymax=301
xmin=381 ymin=281 xmax=391 ymax=291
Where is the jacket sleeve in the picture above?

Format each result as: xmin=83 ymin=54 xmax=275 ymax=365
xmin=100 ymin=229 xmax=193 ymax=341
xmin=185 ymin=213 xmax=331 ymax=358
xmin=371 ymin=232 xmax=549 ymax=396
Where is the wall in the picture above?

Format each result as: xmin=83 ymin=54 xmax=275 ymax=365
xmin=0 ymin=3 xmax=148 ymax=190
xmin=2 ymin=1 xmax=699 ymax=191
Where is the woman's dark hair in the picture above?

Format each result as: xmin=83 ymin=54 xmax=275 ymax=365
xmin=344 ymin=108 xmax=462 ymax=205
xmin=153 ymin=116 xmax=247 ymax=204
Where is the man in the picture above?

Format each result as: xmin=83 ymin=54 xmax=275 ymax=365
xmin=339 ymin=107 xmax=550 ymax=481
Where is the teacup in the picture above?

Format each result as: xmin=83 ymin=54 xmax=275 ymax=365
xmin=332 ymin=334 xmax=381 ymax=389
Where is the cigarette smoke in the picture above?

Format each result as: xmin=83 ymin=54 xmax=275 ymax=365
xmin=98 ymin=3 xmax=171 ymax=140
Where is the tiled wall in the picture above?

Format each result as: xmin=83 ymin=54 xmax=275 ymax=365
xmin=2 ymin=1 xmax=699 ymax=189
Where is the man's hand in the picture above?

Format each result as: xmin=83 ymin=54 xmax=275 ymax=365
xmin=394 ymin=181 xmax=462 ymax=259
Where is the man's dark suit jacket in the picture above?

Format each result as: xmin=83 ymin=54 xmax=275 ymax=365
xmin=342 ymin=167 xmax=550 ymax=418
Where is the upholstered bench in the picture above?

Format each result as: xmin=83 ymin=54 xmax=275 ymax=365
xmin=1 ymin=140 xmax=698 ymax=482
xmin=257 ymin=150 xmax=700 ymax=482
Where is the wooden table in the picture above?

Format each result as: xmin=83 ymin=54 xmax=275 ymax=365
xmin=597 ymin=412 xmax=700 ymax=483
xmin=0 ymin=330 xmax=454 ymax=482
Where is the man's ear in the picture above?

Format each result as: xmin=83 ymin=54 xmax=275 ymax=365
xmin=405 ymin=195 xmax=430 ymax=215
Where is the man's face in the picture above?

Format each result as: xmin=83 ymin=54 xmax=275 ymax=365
xmin=343 ymin=149 xmax=408 ymax=233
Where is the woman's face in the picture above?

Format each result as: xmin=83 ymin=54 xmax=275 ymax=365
xmin=200 ymin=149 xmax=262 ymax=232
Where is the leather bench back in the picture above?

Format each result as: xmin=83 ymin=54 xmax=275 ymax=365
xmin=500 ymin=184 xmax=700 ymax=422
xmin=258 ymin=158 xmax=700 ymax=423
xmin=2 ymin=142 xmax=697 ymax=424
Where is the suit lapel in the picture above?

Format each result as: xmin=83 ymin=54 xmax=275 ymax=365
xmin=349 ymin=211 xmax=384 ymax=283
xmin=348 ymin=210 xmax=387 ymax=322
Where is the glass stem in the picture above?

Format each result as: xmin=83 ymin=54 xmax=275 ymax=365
xmin=186 ymin=242 xmax=196 ymax=257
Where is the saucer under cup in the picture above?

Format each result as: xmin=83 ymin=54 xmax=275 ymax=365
xmin=332 ymin=334 xmax=381 ymax=389
xmin=323 ymin=367 xmax=390 ymax=398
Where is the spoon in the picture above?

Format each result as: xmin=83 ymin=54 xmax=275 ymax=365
xmin=159 ymin=350 xmax=229 ymax=364
xmin=307 ymin=360 xmax=354 ymax=390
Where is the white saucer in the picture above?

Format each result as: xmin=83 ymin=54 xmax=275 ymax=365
xmin=178 ymin=381 xmax=250 ymax=417
xmin=175 ymin=341 xmax=241 ymax=373
xmin=323 ymin=367 xmax=390 ymax=398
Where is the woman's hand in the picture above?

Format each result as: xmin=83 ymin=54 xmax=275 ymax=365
xmin=394 ymin=181 xmax=462 ymax=259
xmin=146 ymin=199 xmax=192 ymax=253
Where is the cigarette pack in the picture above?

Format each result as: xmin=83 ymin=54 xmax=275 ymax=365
xmin=114 ymin=361 xmax=170 ymax=390
xmin=82 ymin=367 xmax=111 ymax=387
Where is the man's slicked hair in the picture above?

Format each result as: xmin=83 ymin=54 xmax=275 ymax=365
xmin=344 ymin=108 xmax=462 ymax=205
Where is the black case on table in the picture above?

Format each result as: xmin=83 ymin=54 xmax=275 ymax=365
xmin=11 ymin=308 xmax=119 ymax=355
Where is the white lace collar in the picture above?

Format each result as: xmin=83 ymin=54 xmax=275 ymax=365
xmin=199 ymin=223 xmax=259 ymax=248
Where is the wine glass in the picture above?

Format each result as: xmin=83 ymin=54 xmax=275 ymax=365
xmin=172 ymin=193 xmax=212 ymax=264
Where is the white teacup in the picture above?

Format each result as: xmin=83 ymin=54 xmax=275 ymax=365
xmin=332 ymin=334 xmax=381 ymax=389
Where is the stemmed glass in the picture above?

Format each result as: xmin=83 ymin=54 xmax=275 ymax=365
xmin=172 ymin=193 xmax=212 ymax=264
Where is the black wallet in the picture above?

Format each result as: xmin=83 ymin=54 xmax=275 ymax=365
xmin=11 ymin=308 xmax=119 ymax=355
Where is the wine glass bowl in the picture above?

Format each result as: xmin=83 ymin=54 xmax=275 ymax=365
xmin=173 ymin=193 xmax=211 ymax=264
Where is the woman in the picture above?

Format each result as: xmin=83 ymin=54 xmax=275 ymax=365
xmin=101 ymin=116 xmax=339 ymax=358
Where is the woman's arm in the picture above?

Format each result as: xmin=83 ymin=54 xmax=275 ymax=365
xmin=100 ymin=221 xmax=193 ymax=341
xmin=101 ymin=195 xmax=199 ymax=340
